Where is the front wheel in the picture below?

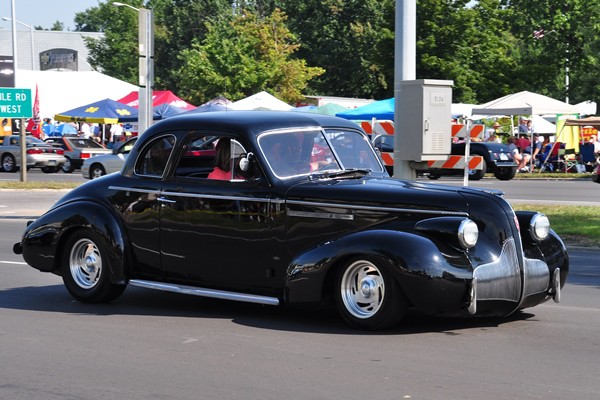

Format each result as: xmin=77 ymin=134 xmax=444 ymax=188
xmin=2 ymin=154 xmax=17 ymax=173
xmin=468 ymin=158 xmax=487 ymax=180
xmin=89 ymin=163 xmax=106 ymax=179
xmin=41 ymin=166 xmax=60 ymax=173
xmin=335 ymin=257 xmax=407 ymax=330
xmin=61 ymin=229 xmax=126 ymax=303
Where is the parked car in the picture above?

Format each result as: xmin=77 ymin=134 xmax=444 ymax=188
xmin=593 ymin=164 xmax=600 ymax=183
xmin=372 ymin=134 xmax=518 ymax=180
xmin=14 ymin=112 xmax=568 ymax=330
xmin=81 ymin=137 xmax=138 ymax=179
xmin=0 ymin=134 xmax=66 ymax=173
xmin=44 ymin=136 xmax=112 ymax=173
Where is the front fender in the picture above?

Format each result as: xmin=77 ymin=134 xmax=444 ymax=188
xmin=21 ymin=200 xmax=128 ymax=284
xmin=284 ymin=230 xmax=473 ymax=314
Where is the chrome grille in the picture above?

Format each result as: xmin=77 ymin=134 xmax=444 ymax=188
xmin=523 ymin=257 xmax=550 ymax=297
xmin=473 ymin=238 xmax=521 ymax=302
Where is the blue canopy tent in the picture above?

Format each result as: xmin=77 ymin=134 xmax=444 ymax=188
xmin=153 ymin=103 xmax=187 ymax=120
xmin=48 ymin=123 xmax=78 ymax=136
xmin=182 ymin=103 xmax=232 ymax=114
xmin=54 ymin=98 xmax=139 ymax=124
xmin=336 ymin=98 xmax=394 ymax=120
xmin=304 ymin=103 xmax=348 ymax=116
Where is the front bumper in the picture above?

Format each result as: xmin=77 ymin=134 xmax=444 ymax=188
xmin=468 ymin=238 xmax=560 ymax=315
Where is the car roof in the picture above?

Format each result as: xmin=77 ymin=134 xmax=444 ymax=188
xmin=141 ymin=111 xmax=362 ymax=140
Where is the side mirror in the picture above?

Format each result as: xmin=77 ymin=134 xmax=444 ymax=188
xmin=239 ymin=152 xmax=253 ymax=172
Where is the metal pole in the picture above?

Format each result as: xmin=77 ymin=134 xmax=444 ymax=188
xmin=112 ymin=3 xmax=154 ymax=134
xmin=19 ymin=118 xmax=27 ymax=183
xmin=393 ymin=0 xmax=417 ymax=180
xmin=10 ymin=0 xmax=18 ymax=77
xmin=137 ymin=8 xmax=154 ymax=134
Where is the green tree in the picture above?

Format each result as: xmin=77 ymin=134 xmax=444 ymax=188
xmin=177 ymin=8 xmax=323 ymax=104
xmin=277 ymin=0 xmax=394 ymax=99
xmin=74 ymin=1 xmax=141 ymax=85
xmin=416 ymin=0 xmax=517 ymax=103
xmin=150 ymin=0 xmax=233 ymax=92
xmin=505 ymin=0 xmax=600 ymax=105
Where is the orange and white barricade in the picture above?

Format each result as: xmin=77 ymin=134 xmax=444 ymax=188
xmin=363 ymin=120 xmax=484 ymax=170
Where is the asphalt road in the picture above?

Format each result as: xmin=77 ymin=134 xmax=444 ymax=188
xmin=1 ymin=180 xmax=599 ymax=399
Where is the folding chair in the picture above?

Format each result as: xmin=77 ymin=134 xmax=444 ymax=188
xmin=557 ymin=148 xmax=577 ymax=173
xmin=579 ymin=143 xmax=596 ymax=172
xmin=539 ymin=141 xmax=561 ymax=172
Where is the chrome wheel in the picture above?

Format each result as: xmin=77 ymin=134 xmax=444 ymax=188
xmin=62 ymin=157 xmax=74 ymax=173
xmin=90 ymin=164 xmax=105 ymax=179
xmin=69 ymin=238 xmax=102 ymax=290
xmin=339 ymin=260 xmax=385 ymax=319
xmin=2 ymin=154 xmax=16 ymax=172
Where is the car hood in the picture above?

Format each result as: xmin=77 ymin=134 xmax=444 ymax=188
xmin=284 ymin=176 xmax=498 ymax=214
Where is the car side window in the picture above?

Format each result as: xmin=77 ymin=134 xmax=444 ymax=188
xmin=172 ymin=135 xmax=255 ymax=182
xmin=135 ymin=135 xmax=176 ymax=177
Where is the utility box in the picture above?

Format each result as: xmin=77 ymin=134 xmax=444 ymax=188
xmin=396 ymin=79 xmax=453 ymax=161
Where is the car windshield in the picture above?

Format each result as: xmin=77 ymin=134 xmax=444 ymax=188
xmin=258 ymin=128 xmax=383 ymax=179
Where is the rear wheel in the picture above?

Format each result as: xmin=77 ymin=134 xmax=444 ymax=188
xmin=61 ymin=229 xmax=126 ymax=303
xmin=61 ymin=156 xmax=74 ymax=173
xmin=335 ymin=257 xmax=407 ymax=330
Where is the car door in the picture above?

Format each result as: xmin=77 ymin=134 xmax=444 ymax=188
xmin=157 ymin=134 xmax=285 ymax=292
xmin=117 ymin=134 xmax=177 ymax=279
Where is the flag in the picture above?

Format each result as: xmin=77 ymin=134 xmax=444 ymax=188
xmin=533 ymin=29 xmax=545 ymax=39
xmin=27 ymin=83 xmax=42 ymax=138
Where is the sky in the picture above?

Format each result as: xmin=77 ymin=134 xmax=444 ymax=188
xmin=0 ymin=0 xmax=100 ymax=31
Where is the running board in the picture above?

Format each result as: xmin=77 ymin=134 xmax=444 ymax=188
xmin=129 ymin=279 xmax=280 ymax=306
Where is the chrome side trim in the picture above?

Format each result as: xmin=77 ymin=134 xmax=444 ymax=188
xmin=160 ymin=191 xmax=270 ymax=203
xmin=129 ymin=279 xmax=280 ymax=306
xmin=109 ymin=186 xmax=160 ymax=195
xmin=108 ymin=186 xmax=271 ymax=204
xmin=473 ymin=238 xmax=521 ymax=302
xmin=287 ymin=210 xmax=354 ymax=220
xmin=286 ymin=200 xmax=468 ymax=217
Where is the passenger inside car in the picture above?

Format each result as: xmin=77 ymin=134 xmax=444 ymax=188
xmin=208 ymin=138 xmax=233 ymax=180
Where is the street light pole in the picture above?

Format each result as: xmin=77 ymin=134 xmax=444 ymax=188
xmin=113 ymin=2 xmax=154 ymax=134
xmin=2 ymin=17 xmax=35 ymax=70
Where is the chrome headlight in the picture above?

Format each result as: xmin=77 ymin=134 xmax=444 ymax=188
xmin=458 ymin=219 xmax=479 ymax=249
xmin=530 ymin=213 xmax=550 ymax=241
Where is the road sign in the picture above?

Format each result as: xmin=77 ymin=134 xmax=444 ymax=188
xmin=0 ymin=87 xmax=32 ymax=118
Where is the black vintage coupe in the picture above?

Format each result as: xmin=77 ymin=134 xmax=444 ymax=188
xmin=14 ymin=111 xmax=568 ymax=330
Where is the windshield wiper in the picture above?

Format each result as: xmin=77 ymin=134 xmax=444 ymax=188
xmin=311 ymin=168 xmax=371 ymax=180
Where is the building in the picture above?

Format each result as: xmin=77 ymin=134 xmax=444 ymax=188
xmin=0 ymin=29 xmax=103 ymax=72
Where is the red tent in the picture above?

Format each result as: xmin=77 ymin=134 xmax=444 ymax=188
xmin=117 ymin=90 xmax=196 ymax=110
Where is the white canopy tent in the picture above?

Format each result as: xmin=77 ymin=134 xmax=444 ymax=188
xmin=15 ymin=70 xmax=138 ymax=121
xmin=471 ymin=91 xmax=580 ymax=116
xmin=530 ymin=115 xmax=557 ymax=135
xmin=229 ymin=91 xmax=293 ymax=111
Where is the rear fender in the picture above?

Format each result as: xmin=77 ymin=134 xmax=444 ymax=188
xmin=21 ymin=201 xmax=129 ymax=284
